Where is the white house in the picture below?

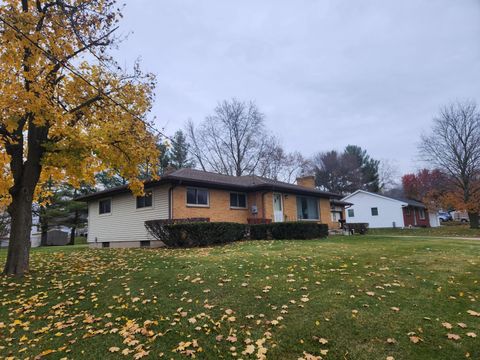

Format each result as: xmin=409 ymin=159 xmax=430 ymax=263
xmin=341 ymin=190 xmax=439 ymax=228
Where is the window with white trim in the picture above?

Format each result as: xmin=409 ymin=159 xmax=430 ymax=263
xmin=419 ymin=208 xmax=426 ymax=220
xmin=99 ymin=199 xmax=111 ymax=214
xmin=136 ymin=190 xmax=153 ymax=208
xmin=230 ymin=192 xmax=247 ymax=208
xmin=296 ymin=196 xmax=319 ymax=220
xmin=186 ymin=188 xmax=209 ymax=206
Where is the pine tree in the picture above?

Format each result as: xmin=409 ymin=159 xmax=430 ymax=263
xmin=170 ymin=130 xmax=195 ymax=169
xmin=38 ymin=184 xmax=93 ymax=246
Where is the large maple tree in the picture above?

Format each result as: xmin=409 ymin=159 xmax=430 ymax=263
xmin=0 ymin=0 xmax=158 ymax=275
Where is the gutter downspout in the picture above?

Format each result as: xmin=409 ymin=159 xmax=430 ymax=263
xmin=261 ymin=191 xmax=269 ymax=222
xmin=168 ymin=184 xmax=178 ymax=220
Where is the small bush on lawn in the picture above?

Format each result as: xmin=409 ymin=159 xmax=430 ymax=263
xmin=249 ymin=222 xmax=328 ymax=240
xmin=145 ymin=221 xmax=246 ymax=248
xmin=74 ymin=236 xmax=87 ymax=245
xmin=344 ymin=223 xmax=369 ymax=235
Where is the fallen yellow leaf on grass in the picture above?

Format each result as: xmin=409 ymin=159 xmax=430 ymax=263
xmin=446 ymin=333 xmax=461 ymax=340
xmin=242 ymin=344 xmax=255 ymax=355
xmin=299 ymin=351 xmax=323 ymax=360
xmin=133 ymin=350 xmax=150 ymax=359
xmin=109 ymin=347 xmax=120 ymax=353
xmin=466 ymin=332 xmax=477 ymax=338
xmin=467 ymin=310 xmax=480 ymax=317
xmin=409 ymin=335 xmax=422 ymax=344
xmin=441 ymin=322 xmax=453 ymax=329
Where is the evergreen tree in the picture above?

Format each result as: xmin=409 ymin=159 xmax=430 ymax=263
xmin=95 ymin=171 xmax=127 ymax=189
xmin=169 ymin=130 xmax=195 ymax=169
xmin=312 ymin=145 xmax=380 ymax=195
xmin=38 ymin=184 xmax=93 ymax=245
xmin=344 ymin=145 xmax=380 ymax=192
xmin=156 ymin=140 xmax=171 ymax=175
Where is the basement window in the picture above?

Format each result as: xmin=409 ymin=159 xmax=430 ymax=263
xmin=102 ymin=242 xmax=110 ymax=248
xmin=140 ymin=240 xmax=150 ymax=248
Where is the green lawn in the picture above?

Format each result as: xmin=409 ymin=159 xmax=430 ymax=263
xmin=369 ymin=224 xmax=480 ymax=238
xmin=0 ymin=237 xmax=479 ymax=360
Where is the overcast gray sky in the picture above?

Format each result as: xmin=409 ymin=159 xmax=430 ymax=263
xmin=114 ymin=0 xmax=480 ymax=174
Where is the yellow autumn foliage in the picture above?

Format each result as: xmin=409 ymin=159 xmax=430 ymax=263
xmin=0 ymin=0 xmax=159 ymax=208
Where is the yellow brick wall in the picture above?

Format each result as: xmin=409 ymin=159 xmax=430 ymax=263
xmin=263 ymin=192 xmax=273 ymax=220
xmin=172 ymin=186 xmax=250 ymax=223
xmin=319 ymin=198 xmax=334 ymax=228
xmin=283 ymin=194 xmax=297 ymax=222
xmin=172 ymin=186 xmax=336 ymax=229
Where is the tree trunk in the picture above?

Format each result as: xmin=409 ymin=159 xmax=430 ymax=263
xmin=41 ymin=230 xmax=48 ymax=247
xmin=69 ymin=227 xmax=76 ymax=246
xmin=40 ymin=214 xmax=48 ymax=247
xmin=4 ymin=189 xmax=33 ymax=276
xmin=468 ymin=212 xmax=479 ymax=229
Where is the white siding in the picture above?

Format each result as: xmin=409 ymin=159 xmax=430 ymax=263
xmin=87 ymin=185 xmax=169 ymax=244
xmin=429 ymin=212 xmax=440 ymax=227
xmin=343 ymin=191 xmax=405 ymax=228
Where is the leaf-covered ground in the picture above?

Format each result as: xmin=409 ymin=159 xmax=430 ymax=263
xmin=0 ymin=236 xmax=479 ymax=360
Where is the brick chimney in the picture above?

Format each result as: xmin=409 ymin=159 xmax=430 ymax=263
xmin=296 ymin=175 xmax=316 ymax=189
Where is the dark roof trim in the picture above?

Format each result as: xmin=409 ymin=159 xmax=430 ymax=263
xmin=76 ymin=176 xmax=343 ymax=202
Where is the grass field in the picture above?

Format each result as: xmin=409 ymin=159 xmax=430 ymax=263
xmin=0 ymin=236 xmax=479 ymax=360
xmin=369 ymin=224 xmax=480 ymax=238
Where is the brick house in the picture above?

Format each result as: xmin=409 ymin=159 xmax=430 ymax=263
xmin=78 ymin=168 xmax=347 ymax=248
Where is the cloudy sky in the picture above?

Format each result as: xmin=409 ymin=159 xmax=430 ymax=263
xmin=114 ymin=0 xmax=480 ymax=174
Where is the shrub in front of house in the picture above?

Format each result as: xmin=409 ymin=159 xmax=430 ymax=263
xmin=249 ymin=223 xmax=271 ymax=240
xmin=270 ymin=222 xmax=328 ymax=240
xmin=344 ymin=223 xmax=369 ymax=235
xmin=146 ymin=220 xmax=328 ymax=247
xmin=249 ymin=222 xmax=328 ymax=240
xmin=145 ymin=221 xmax=246 ymax=248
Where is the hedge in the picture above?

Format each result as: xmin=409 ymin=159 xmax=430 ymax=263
xmin=145 ymin=221 xmax=246 ymax=248
xmin=250 ymin=222 xmax=328 ymax=240
xmin=145 ymin=220 xmax=329 ymax=248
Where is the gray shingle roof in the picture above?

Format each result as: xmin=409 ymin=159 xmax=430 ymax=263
xmin=77 ymin=168 xmax=342 ymax=201
xmin=381 ymin=194 xmax=426 ymax=208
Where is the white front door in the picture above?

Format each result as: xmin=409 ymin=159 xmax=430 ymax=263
xmin=273 ymin=193 xmax=284 ymax=222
